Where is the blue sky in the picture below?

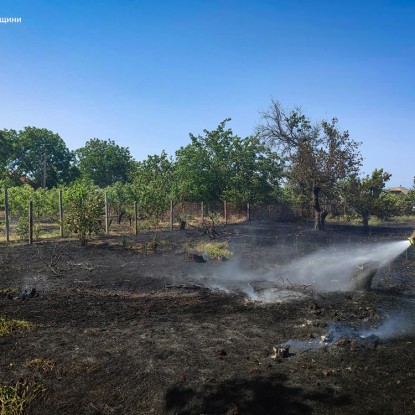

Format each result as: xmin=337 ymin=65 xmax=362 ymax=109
xmin=1 ymin=0 xmax=414 ymax=187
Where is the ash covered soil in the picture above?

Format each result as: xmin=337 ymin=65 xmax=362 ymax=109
xmin=1 ymin=221 xmax=415 ymax=415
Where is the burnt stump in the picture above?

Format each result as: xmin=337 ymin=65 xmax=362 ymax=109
xmin=350 ymin=260 xmax=380 ymax=291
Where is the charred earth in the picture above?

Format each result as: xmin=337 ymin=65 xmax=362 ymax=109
xmin=1 ymin=221 xmax=415 ymax=414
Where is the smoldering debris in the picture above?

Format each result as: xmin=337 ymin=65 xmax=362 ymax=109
xmin=283 ymin=310 xmax=415 ymax=354
xmin=359 ymin=311 xmax=415 ymax=340
xmin=21 ymin=288 xmax=38 ymax=299
xmin=241 ymin=285 xmax=309 ymax=303
xmin=271 ymin=345 xmax=290 ymax=360
xmin=199 ymin=274 xmax=310 ymax=303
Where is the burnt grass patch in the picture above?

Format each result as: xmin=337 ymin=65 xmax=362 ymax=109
xmin=1 ymin=221 xmax=415 ymax=414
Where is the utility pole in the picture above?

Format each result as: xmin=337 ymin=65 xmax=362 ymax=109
xmin=43 ymin=153 xmax=47 ymax=189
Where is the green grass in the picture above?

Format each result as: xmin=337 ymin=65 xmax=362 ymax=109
xmin=0 ymin=380 xmax=46 ymax=415
xmin=194 ymin=241 xmax=233 ymax=260
xmin=0 ymin=316 xmax=33 ymax=336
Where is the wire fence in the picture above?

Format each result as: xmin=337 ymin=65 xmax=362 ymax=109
xmin=0 ymin=188 xmax=311 ymax=243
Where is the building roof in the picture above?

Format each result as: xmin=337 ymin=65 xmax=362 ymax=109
xmin=388 ymin=186 xmax=410 ymax=195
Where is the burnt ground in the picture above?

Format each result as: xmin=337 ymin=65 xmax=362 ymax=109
xmin=1 ymin=220 xmax=415 ymax=414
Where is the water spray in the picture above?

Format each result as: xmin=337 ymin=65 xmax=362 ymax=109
xmin=196 ymin=230 xmax=415 ymax=301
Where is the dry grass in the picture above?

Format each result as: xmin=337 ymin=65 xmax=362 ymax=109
xmin=22 ymin=358 xmax=55 ymax=372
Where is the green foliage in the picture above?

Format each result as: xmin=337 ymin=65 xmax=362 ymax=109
xmin=404 ymin=190 xmax=415 ymax=214
xmin=131 ymin=151 xmax=176 ymax=223
xmin=105 ymin=182 xmax=136 ymax=225
xmin=278 ymin=185 xmax=303 ymax=205
xmin=6 ymin=185 xmax=33 ymax=217
xmin=15 ymin=218 xmax=30 ymax=241
xmin=342 ymin=169 xmax=392 ymax=226
xmin=0 ymin=130 xmax=14 ymax=175
xmin=5 ymin=127 xmax=78 ymax=188
xmin=4 ymin=186 xmax=60 ymax=241
xmin=374 ymin=190 xmax=415 ymax=219
xmin=76 ymin=138 xmax=134 ymax=188
xmin=175 ymin=119 xmax=283 ymax=204
xmin=6 ymin=185 xmax=32 ymax=241
xmin=30 ymin=188 xmax=60 ymax=219
xmin=194 ymin=241 xmax=233 ymax=260
xmin=374 ymin=193 xmax=404 ymax=220
xmin=0 ymin=130 xmax=19 ymax=187
xmin=0 ymin=380 xmax=45 ymax=415
xmin=63 ymin=180 xmax=105 ymax=245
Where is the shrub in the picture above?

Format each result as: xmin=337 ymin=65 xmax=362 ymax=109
xmin=63 ymin=180 xmax=104 ymax=246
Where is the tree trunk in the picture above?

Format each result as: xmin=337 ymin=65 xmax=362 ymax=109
xmin=117 ymin=209 xmax=125 ymax=225
xmin=362 ymin=213 xmax=369 ymax=228
xmin=312 ymin=186 xmax=328 ymax=230
xmin=320 ymin=211 xmax=328 ymax=229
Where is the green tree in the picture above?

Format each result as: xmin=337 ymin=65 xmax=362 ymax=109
xmin=175 ymin=119 xmax=283 ymax=205
xmin=257 ymin=100 xmax=362 ymax=229
xmin=131 ymin=151 xmax=176 ymax=223
xmin=407 ymin=178 xmax=415 ymax=213
xmin=76 ymin=139 xmax=134 ymax=188
xmin=342 ymin=169 xmax=392 ymax=227
xmin=106 ymin=182 xmax=136 ymax=225
xmin=6 ymin=127 xmax=78 ymax=188
xmin=0 ymin=129 xmax=18 ymax=186
xmin=373 ymin=193 xmax=404 ymax=220
xmin=0 ymin=129 xmax=13 ymax=168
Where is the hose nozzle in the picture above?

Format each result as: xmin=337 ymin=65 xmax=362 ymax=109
xmin=409 ymin=230 xmax=415 ymax=246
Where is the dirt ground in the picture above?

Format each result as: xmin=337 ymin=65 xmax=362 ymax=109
xmin=1 ymin=220 xmax=415 ymax=415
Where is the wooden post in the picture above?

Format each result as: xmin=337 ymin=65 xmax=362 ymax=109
xmin=247 ymin=202 xmax=250 ymax=221
xmin=170 ymin=200 xmax=173 ymax=231
xmin=4 ymin=188 xmax=10 ymax=242
xmin=105 ymin=191 xmax=109 ymax=234
xmin=59 ymin=189 xmax=64 ymax=237
xmin=224 ymin=201 xmax=227 ymax=225
xmin=29 ymin=200 xmax=33 ymax=244
xmin=134 ymin=201 xmax=138 ymax=236
xmin=201 ymin=201 xmax=204 ymax=224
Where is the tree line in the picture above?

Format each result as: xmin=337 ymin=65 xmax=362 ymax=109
xmin=1 ymin=100 xmax=414 ymax=231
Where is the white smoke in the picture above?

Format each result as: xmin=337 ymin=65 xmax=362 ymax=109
xmin=284 ymin=310 xmax=415 ymax=352
xmin=194 ymin=240 xmax=410 ymax=300
xmin=359 ymin=311 xmax=415 ymax=340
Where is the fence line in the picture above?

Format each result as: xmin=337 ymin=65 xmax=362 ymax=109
xmin=0 ymin=188 xmax=308 ymax=243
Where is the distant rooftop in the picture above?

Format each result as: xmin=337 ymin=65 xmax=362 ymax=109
xmin=388 ymin=186 xmax=410 ymax=195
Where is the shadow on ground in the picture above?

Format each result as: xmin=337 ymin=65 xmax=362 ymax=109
xmin=165 ymin=373 xmax=351 ymax=414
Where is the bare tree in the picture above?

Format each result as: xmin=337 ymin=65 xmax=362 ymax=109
xmin=257 ymin=100 xmax=362 ymax=230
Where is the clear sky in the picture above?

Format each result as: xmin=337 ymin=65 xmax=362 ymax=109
xmin=1 ymin=0 xmax=414 ymax=188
